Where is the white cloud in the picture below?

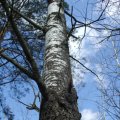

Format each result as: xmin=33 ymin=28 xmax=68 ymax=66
xmin=105 ymin=0 xmax=120 ymax=17
xmin=69 ymin=27 xmax=104 ymax=59
xmin=69 ymin=27 xmax=104 ymax=86
xmin=94 ymin=64 xmax=109 ymax=89
xmin=81 ymin=109 xmax=99 ymax=120
xmin=96 ymin=0 xmax=120 ymax=24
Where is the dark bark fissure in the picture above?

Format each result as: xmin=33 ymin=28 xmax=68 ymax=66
xmin=40 ymin=87 xmax=81 ymax=120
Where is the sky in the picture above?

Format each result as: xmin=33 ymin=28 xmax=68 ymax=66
xmin=66 ymin=0 xmax=104 ymax=119
xmin=1 ymin=0 xmax=120 ymax=120
xmin=67 ymin=0 xmax=120 ymax=120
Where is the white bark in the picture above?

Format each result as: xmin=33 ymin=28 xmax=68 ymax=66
xmin=43 ymin=1 xmax=72 ymax=93
xmin=40 ymin=1 xmax=81 ymax=119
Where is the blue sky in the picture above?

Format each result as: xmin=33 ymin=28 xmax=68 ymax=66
xmin=66 ymin=0 xmax=103 ymax=119
xmin=67 ymin=0 xmax=120 ymax=120
xmin=1 ymin=0 xmax=120 ymax=120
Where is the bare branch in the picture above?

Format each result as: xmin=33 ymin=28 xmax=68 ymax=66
xmin=1 ymin=0 xmax=40 ymax=81
xmin=0 ymin=74 xmax=18 ymax=86
xmin=70 ymin=55 xmax=100 ymax=80
xmin=9 ymin=6 xmax=45 ymax=32
xmin=0 ymin=53 xmax=34 ymax=79
xmin=16 ymin=96 xmax=40 ymax=112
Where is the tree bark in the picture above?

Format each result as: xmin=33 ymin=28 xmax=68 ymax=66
xmin=39 ymin=0 xmax=81 ymax=119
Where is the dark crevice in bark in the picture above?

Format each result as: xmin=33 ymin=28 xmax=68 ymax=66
xmin=48 ymin=0 xmax=55 ymax=4
xmin=39 ymin=86 xmax=81 ymax=120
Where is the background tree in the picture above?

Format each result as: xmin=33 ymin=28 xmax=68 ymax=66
xmin=73 ymin=0 xmax=120 ymax=120
xmin=92 ymin=1 xmax=120 ymax=120
xmin=0 ymin=0 xmax=81 ymax=119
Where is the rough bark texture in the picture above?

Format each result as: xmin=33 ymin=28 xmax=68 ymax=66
xmin=39 ymin=0 xmax=81 ymax=119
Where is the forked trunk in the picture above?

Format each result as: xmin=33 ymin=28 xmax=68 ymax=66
xmin=39 ymin=0 xmax=81 ymax=119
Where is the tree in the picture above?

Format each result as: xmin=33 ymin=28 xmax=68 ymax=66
xmin=91 ymin=1 xmax=120 ymax=120
xmin=1 ymin=0 xmax=119 ymax=119
xmin=0 ymin=0 xmax=81 ymax=119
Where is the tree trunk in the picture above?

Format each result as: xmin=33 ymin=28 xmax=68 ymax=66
xmin=39 ymin=0 xmax=81 ymax=119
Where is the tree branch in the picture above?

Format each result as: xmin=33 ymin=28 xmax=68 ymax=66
xmin=1 ymin=0 xmax=40 ymax=80
xmin=70 ymin=55 xmax=100 ymax=80
xmin=16 ymin=96 xmax=40 ymax=112
xmin=0 ymin=53 xmax=34 ymax=80
xmin=9 ymin=6 xmax=45 ymax=32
